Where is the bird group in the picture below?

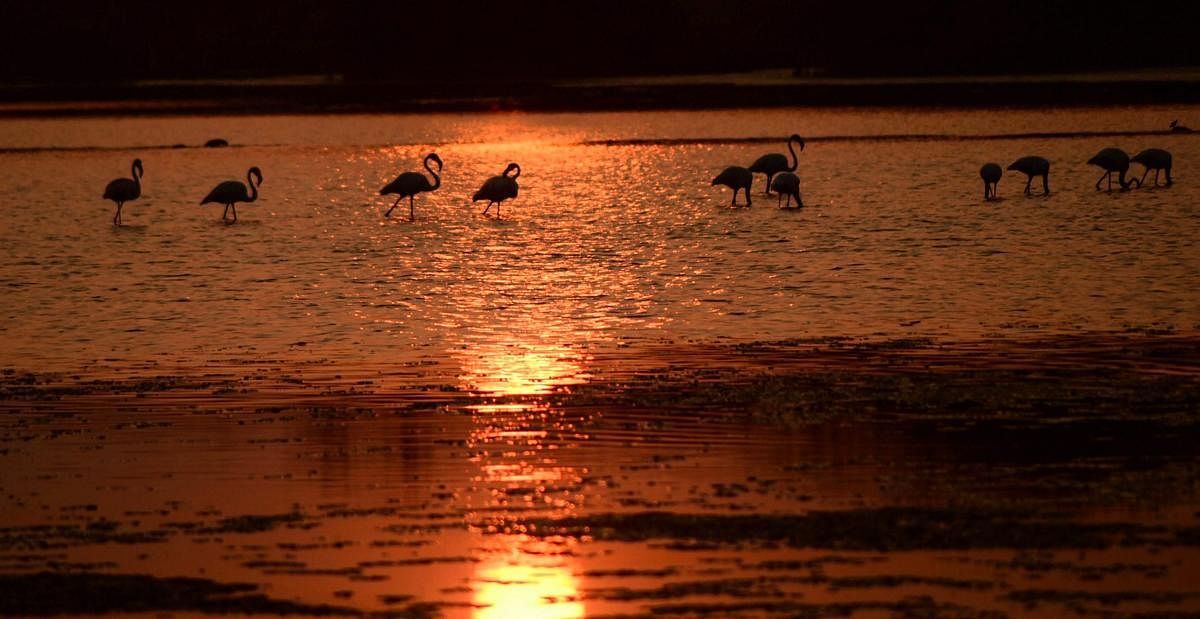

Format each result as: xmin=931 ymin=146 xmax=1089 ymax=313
xmin=981 ymin=147 xmax=1174 ymax=201
xmin=711 ymin=133 xmax=806 ymax=208
xmin=102 ymin=153 xmax=524 ymax=225
xmin=103 ymin=124 xmax=1184 ymax=225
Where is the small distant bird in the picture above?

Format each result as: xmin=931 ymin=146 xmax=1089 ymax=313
xmin=381 ymin=153 xmax=443 ymax=220
xmin=1007 ymin=156 xmax=1051 ymax=196
xmin=204 ymin=138 xmax=230 ymax=148
xmin=749 ymin=134 xmax=805 ymax=195
xmin=1087 ymin=147 xmax=1136 ymax=191
xmin=979 ymin=163 xmax=1002 ymax=201
xmin=473 ymin=163 xmax=520 ymax=217
xmin=770 ymin=172 xmax=802 ymax=208
xmin=1169 ymin=120 xmax=1192 ymax=133
xmin=201 ymin=166 xmax=263 ymax=224
xmin=712 ymin=166 xmax=753 ymax=207
xmin=103 ymin=158 xmax=144 ymax=226
xmin=1131 ymin=148 xmax=1173 ymax=186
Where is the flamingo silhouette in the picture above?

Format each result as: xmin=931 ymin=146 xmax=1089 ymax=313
xmin=1087 ymin=148 xmax=1136 ymax=191
xmin=1131 ymin=149 xmax=1173 ymax=186
xmin=979 ymin=163 xmax=1002 ymax=201
xmin=201 ymin=167 xmax=263 ymax=224
xmin=103 ymin=158 xmax=144 ymax=226
xmin=1169 ymin=120 xmax=1192 ymax=133
xmin=1007 ymin=156 xmax=1051 ymax=196
xmin=473 ymin=163 xmax=520 ymax=217
xmin=712 ymin=166 xmax=753 ymax=207
xmin=381 ymin=153 xmax=443 ymax=220
xmin=770 ymin=172 xmax=802 ymax=208
xmin=749 ymin=134 xmax=805 ymax=195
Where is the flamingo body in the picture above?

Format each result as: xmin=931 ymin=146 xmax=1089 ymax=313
xmin=770 ymin=172 xmax=802 ymax=208
xmin=1131 ymin=148 xmax=1173 ymax=186
xmin=749 ymin=134 xmax=805 ymax=194
xmin=1007 ymin=156 xmax=1051 ymax=196
xmin=103 ymin=158 xmax=143 ymax=225
xmin=381 ymin=153 xmax=443 ymax=220
xmin=979 ymin=163 xmax=1002 ymax=200
xmin=712 ymin=166 xmax=754 ymax=207
xmin=201 ymin=166 xmax=263 ymax=223
xmin=1087 ymin=148 xmax=1135 ymax=191
xmin=473 ymin=163 xmax=520 ymax=217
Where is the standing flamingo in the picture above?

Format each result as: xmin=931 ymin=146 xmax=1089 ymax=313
xmin=979 ymin=163 xmax=1002 ymax=201
xmin=770 ymin=172 xmax=802 ymax=208
xmin=1131 ymin=149 xmax=1173 ymax=186
xmin=1007 ymin=156 xmax=1051 ymax=196
xmin=1087 ymin=148 xmax=1136 ymax=191
xmin=201 ymin=166 xmax=263 ymax=224
xmin=473 ymin=163 xmax=520 ymax=217
xmin=103 ymin=158 xmax=144 ymax=226
xmin=749 ymin=134 xmax=805 ymax=195
xmin=381 ymin=153 xmax=443 ymax=220
xmin=712 ymin=166 xmax=753 ymax=207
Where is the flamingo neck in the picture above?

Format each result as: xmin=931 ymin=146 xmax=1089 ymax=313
xmin=425 ymin=157 xmax=441 ymax=190
xmin=509 ymin=164 xmax=521 ymax=179
xmin=247 ymin=170 xmax=259 ymax=202
xmin=132 ymin=162 xmax=142 ymax=188
xmin=786 ymin=138 xmax=799 ymax=171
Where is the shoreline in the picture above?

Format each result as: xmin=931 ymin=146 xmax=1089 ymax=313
xmin=3 ymin=77 xmax=1200 ymax=118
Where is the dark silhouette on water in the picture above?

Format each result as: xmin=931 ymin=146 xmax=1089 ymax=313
xmin=204 ymin=138 xmax=229 ymax=148
xmin=1169 ymin=120 xmax=1192 ymax=133
xmin=103 ymin=158 xmax=143 ymax=226
xmin=1132 ymin=148 xmax=1173 ymax=186
xmin=473 ymin=163 xmax=520 ymax=218
xmin=749 ymin=134 xmax=805 ymax=195
xmin=1087 ymin=147 xmax=1136 ymax=191
xmin=979 ymin=163 xmax=1002 ymax=201
xmin=770 ymin=172 xmax=802 ymax=208
xmin=381 ymin=153 xmax=442 ymax=220
xmin=712 ymin=166 xmax=754 ymax=207
xmin=201 ymin=166 xmax=263 ymax=224
xmin=1007 ymin=156 xmax=1050 ymax=196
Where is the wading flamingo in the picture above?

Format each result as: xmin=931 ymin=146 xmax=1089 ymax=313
xmin=473 ymin=163 xmax=520 ymax=217
xmin=1131 ymin=149 xmax=1173 ymax=186
xmin=103 ymin=158 xmax=143 ymax=226
xmin=1007 ymin=156 xmax=1050 ymax=196
xmin=749 ymin=134 xmax=805 ymax=195
xmin=770 ymin=172 xmax=802 ymax=208
xmin=979 ymin=163 xmax=1001 ymax=200
xmin=201 ymin=166 xmax=263 ymax=224
xmin=1087 ymin=148 xmax=1136 ymax=191
xmin=712 ymin=166 xmax=753 ymax=207
xmin=381 ymin=153 xmax=443 ymax=220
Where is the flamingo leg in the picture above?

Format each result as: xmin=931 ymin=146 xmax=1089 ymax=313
xmin=113 ymin=202 xmax=123 ymax=226
xmin=1094 ymin=172 xmax=1104 ymax=191
xmin=229 ymin=204 xmax=238 ymax=224
xmin=482 ymin=202 xmax=492 ymax=216
xmin=385 ymin=196 xmax=401 ymax=218
xmin=796 ymin=193 xmax=804 ymax=207
xmin=765 ymin=173 xmax=774 ymax=195
xmin=409 ymin=195 xmax=415 ymax=221
xmin=1139 ymin=169 xmax=1150 ymax=186
xmin=1164 ymin=167 xmax=1172 ymax=186
xmin=1155 ymin=169 xmax=1161 ymax=186
xmin=1023 ymin=176 xmax=1032 ymax=195
xmin=1041 ymin=174 xmax=1050 ymax=196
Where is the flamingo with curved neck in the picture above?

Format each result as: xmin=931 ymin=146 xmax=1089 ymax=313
xmin=103 ymin=158 xmax=144 ymax=226
xmin=749 ymin=134 xmax=805 ymax=195
xmin=382 ymin=153 xmax=443 ymax=220
xmin=200 ymin=166 xmax=263 ymax=224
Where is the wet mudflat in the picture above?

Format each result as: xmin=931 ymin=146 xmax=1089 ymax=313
xmin=2 ymin=335 xmax=1199 ymax=618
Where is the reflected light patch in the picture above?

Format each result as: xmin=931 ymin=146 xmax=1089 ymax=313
xmin=473 ymin=557 xmax=584 ymax=619
xmin=458 ymin=341 xmax=589 ymax=396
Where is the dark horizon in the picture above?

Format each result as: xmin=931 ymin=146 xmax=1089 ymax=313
xmin=5 ymin=0 xmax=1200 ymax=86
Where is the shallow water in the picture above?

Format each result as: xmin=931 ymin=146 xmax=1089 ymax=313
xmin=2 ymin=107 xmax=1200 ymax=618
xmin=1 ymin=106 xmax=1199 ymax=373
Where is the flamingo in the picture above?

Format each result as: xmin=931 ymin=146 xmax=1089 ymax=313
xmin=1131 ymin=149 xmax=1173 ymax=186
xmin=711 ymin=166 xmax=753 ymax=207
xmin=1169 ymin=120 xmax=1192 ymax=133
xmin=770 ymin=172 xmax=802 ymax=208
xmin=473 ymin=163 xmax=520 ymax=217
xmin=201 ymin=166 xmax=263 ymax=224
xmin=103 ymin=158 xmax=144 ymax=226
xmin=1087 ymin=148 xmax=1137 ymax=191
xmin=1007 ymin=156 xmax=1051 ymax=196
xmin=381 ymin=153 xmax=443 ymax=220
xmin=979 ymin=163 xmax=1002 ymax=201
xmin=749 ymin=134 xmax=805 ymax=195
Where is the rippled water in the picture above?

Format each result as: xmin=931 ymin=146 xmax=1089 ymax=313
xmin=2 ymin=106 xmax=1199 ymax=373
